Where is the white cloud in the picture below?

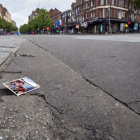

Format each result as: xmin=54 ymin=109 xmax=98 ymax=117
xmin=0 ymin=0 xmax=75 ymax=28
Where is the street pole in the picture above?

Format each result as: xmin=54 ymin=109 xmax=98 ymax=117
xmin=109 ymin=0 xmax=111 ymax=34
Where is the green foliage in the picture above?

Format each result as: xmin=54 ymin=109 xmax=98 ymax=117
xmin=35 ymin=9 xmax=53 ymax=29
xmin=20 ymin=8 xmax=53 ymax=34
xmin=20 ymin=24 xmax=29 ymax=34
xmin=132 ymin=0 xmax=140 ymax=10
xmin=0 ymin=17 xmax=18 ymax=31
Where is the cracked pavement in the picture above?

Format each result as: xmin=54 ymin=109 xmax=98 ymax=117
xmin=0 ymin=35 xmax=140 ymax=140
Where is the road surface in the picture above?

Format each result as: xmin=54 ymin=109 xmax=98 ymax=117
xmin=24 ymin=34 xmax=140 ymax=114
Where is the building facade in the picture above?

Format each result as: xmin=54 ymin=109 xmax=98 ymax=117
xmin=61 ymin=10 xmax=73 ymax=33
xmin=11 ymin=20 xmax=16 ymax=27
xmin=71 ymin=0 xmax=140 ymax=34
xmin=28 ymin=8 xmax=40 ymax=22
xmin=0 ymin=4 xmax=2 ymax=18
xmin=49 ymin=8 xmax=62 ymax=24
xmin=0 ymin=4 xmax=12 ymax=23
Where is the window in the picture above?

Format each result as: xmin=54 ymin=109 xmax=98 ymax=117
xmin=91 ymin=0 xmax=95 ymax=6
xmin=91 ymin=13 xmax=93 ymax=18
xmin=104 ymin=9 xmax=109 ymax=18
xmin=114 ymin=0 xmax=117 ymax=6
xmin=124 ymin=0 xmax=128 ymax=8
xmin=118 ymin=11 xmax=125 ymax=19
xmin=106 ymin=0 xmax=108 ymax=5
xmin=112 ymin=0 xmax=114 ymax=5
xmin=93 ymin=12 xmax=95 ymax=18
xmin=86 ymin=3 xmax=89 ymax=9
xmin=99 ymin=10 xmax=102 ymax=17
xmin=100 ymin=0 xmax=104 ymax=5
xmin=119 ymin=0 xmax=124 ymax=7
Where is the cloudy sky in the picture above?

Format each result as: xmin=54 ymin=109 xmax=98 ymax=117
xmin=1 ymin=0 xmax=75 ymax=28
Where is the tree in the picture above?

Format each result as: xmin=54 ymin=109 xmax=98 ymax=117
xmin=19 ymin=8 xmax=53 ymax=34
xmin=35 ymin=9 xmax=53 ymax=30
xmin=132 ymin=0 xmax=140 ymax=10
xmin=0 ymin=17 xmax=18 ymax=32
xmin=20 ymin=24 xmax=29 ymax=34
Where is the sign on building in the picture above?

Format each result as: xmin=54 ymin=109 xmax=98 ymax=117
xmin=134 ymin=23 xmax=139 ymax=31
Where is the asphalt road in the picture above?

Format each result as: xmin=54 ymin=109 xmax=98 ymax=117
xmin=24 ymin=34 xmax=140 ymax=114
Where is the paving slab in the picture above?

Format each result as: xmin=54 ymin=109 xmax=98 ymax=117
xmin=0 ymin=36 xmax=24 ymax=68
xmin=0 ymin=52 xmax=10 ymax=65
xmin=0 ymin=48 xmax=15 ymax=52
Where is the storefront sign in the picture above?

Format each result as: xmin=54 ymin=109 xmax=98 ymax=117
xmin=120 ymin=23 xmax=125 ymax=32
xmin=81 ymin=22 xmax=88 ymax=28
xmin=46 ymin=27 xmax=50 ymax=31
xmin=125 ymin=24 xmax=128 ymax=28
xmin=134 ymin=23 xmax=139 ymax=31
xmin=76 ymin=25 xmax=80 ymax=29
xmin=56 ymin=21 xmax=60 ymax=28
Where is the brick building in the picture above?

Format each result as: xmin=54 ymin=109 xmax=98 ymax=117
xmin=61 ymin=10 xmax=73 ymax=33
xmin=28 ymin=8 xmax=40 ymax=22
xmin=71 ymin=0 xmax=139 ymax=34
xmin=0 ymin=4 xmax=2 ymax=18
xmin=49 ymin=8 xmax=62 ymax=24
xmin=0 ymin=4 xmax=12 ymax=23
xmin=11 ymin=20 xmax=16 ymax=27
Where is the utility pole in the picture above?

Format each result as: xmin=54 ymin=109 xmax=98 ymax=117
xmin=109 ymin=0 xmax=111 ymax=34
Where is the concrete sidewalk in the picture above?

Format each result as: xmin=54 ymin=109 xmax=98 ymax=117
xmin=0 ymin=40 xmax=140 ymax=140
xmin=0 ymin=36 xmax=23 ymax=67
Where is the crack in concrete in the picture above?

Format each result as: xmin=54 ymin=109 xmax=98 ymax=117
xmin=128 ymin=100 xmax=140 ymax=104
xmin=29 ymin=40 xmax=140 ymax=116
xmin=15 ymin=54 xmax=35 ymax=57
xmin=0 ymin=46 xmax=16 ymax=48
xmin=1 ymin=71 xmax=22 ymax=74
xmin=83 ymin=76 xmax=140 ymax=116
xmin=31 ymin=93 xmax=118 ymax=140
xmin=31 ymin=93 xmax=64 ymax=115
